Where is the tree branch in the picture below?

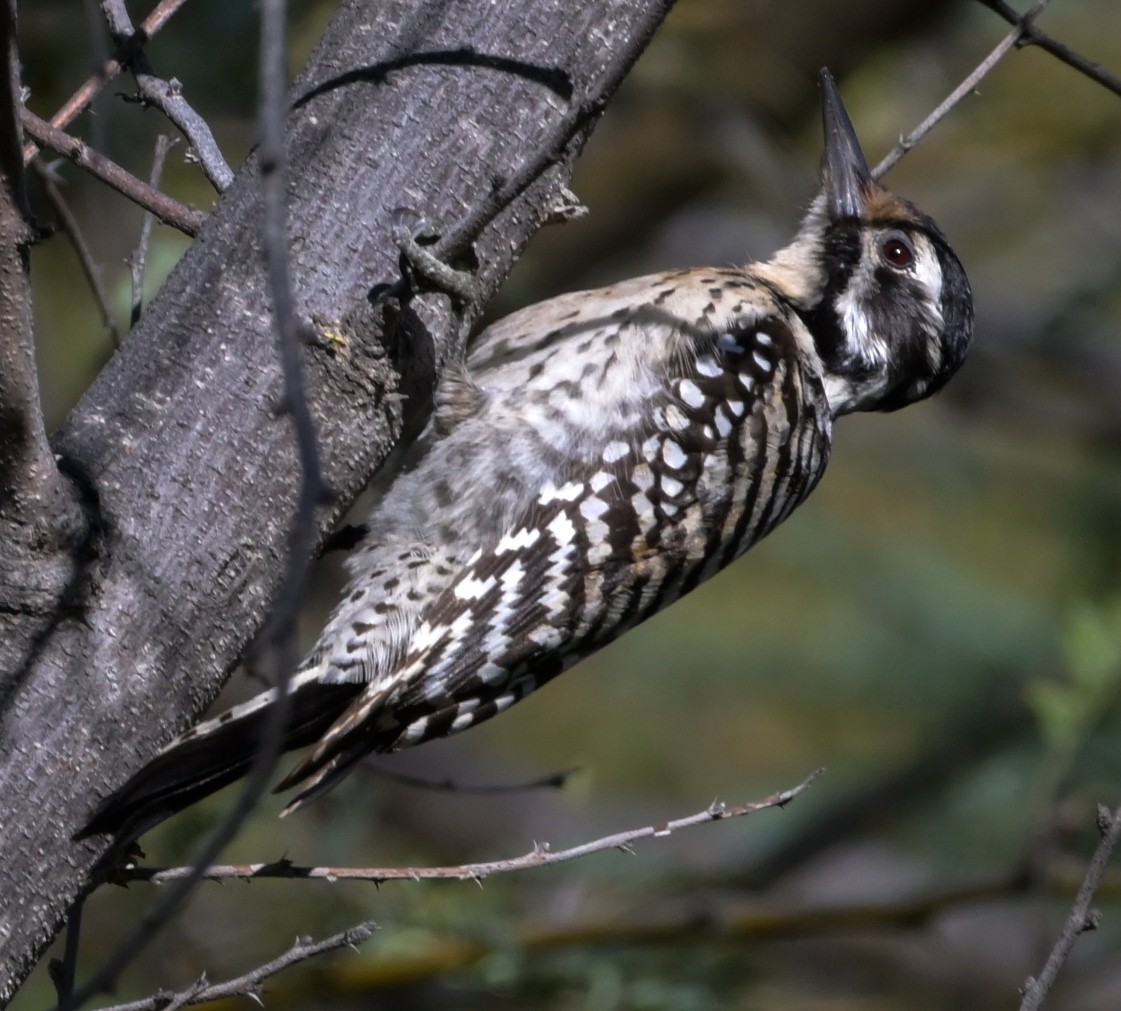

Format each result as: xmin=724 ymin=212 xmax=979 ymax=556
xmin=93 ymin=921 xmax=376 ymax=1011
xmin=56 ymin=3 xmax=326 ymax=1004
xmin=874 ymin=0 xmax=1052 ymax=178
xmin=98 ymin=0 xmax=234 ymax=192
xmin=20 ymin=0 xmax=193 ymax=163
xmin=20 ymin=111 xmax=204 ymax=234
xmin=977 ymin=0 xmax=1121 ymax=97
xmin=128 ymin=135 xmax=177 ymax=328
xmin=126 ymin=771 xmax=823 ymax=885
xmin=1019 ymin=802 xmax=1121 ymax=1011
xmin=32 ymin=160 xmax=124 ymax=346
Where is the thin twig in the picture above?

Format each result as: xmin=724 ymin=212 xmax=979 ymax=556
xmin=977 ymin=0 xmax=1121 ymax=98
xmin=1019 ymin=802 xmax=1121 ymax=1011
xmin=127 ymin=771 xmax=823 ymax=885
xmin=91 ymin=921 xmax=376 ymax=1011
xmin=128 ymin=135 xmax=177 ymax=328
xmin=21 ymin=0 xmax=191 ymax=164
xmin=31 ymin=160 xmax=125 ymax=347
xmin=21 ymin=111 xmax=204 ymax=235
xmin=99 ymin=0 xmax=234 ymax=191
xmin=873 ymin=0 xmax=1053 ymax=178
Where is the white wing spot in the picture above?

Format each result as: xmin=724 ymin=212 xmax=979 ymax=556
xmin=547 ymin=510 xmax=577 ymax=546
xmin=661 ymin=475 xmax=684 ymax=497
xmin=727 ymin=399 xmax=745 ymax=418
xmin=495 ymin=526 xmax=542 ymax=554
xmin=454 ymin=572 xmax=498 ymax=601
xmin=752 ymin=350 xmax=773 ymax=373
xmin=450 ymin=711 xmax=476 ymax=733
xmin=714 ymin=408 xmax=734 ymax=439
xmin=695 ymin=355 xmax=722 ymax=378
xmin=630 ymin=462 xmax=654 ymax=493
xmin=477 ymin=660 xmax=506 ymax=684
xmin=589 ymin=470 xmax=613 ymax=493
xmin=539 ymin=480 xmax=584 ymax=505
xmin=661 ymin=439 xmax=687 ymax=470
xmin=678 ymin=379 xmax=705 ymax=409
xmin=755 ymin=331 xmax=774 ymax=347
xmin=580 ymin=495 xmax=610 ymax=522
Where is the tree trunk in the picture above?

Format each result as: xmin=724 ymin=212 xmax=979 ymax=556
xmin=0 ymin=0 xmax=675 ymax=1000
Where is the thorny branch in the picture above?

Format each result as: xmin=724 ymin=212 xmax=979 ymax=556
xmin=1019 ymin=803 xmax=1121 ymax=1011
xmin=92 ymin=922 xmax=376 ymax=1011
xmin=126 ymin=772 xmax=823 ymax=885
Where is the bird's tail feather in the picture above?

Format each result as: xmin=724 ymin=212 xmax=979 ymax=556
xmin=77 ymin=678 xmax=362 ymax=842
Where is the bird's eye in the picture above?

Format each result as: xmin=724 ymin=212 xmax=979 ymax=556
xmin=878 ymin=230 xmax=915 ymax=270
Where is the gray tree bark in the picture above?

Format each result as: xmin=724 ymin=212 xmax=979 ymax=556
xmin=0 ymin=0 xmax=675 ymax=1000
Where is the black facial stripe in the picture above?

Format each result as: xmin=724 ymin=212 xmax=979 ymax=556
xmin=790 ymin=221 xmax=864 ymax=372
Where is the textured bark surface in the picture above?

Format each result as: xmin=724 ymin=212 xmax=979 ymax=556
xmin=0 ymin=0 xmax=675 ymax=1000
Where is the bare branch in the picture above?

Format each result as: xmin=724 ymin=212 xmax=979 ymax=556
xmin=92 ymin=921 xmax=376 ymax=1011
xmin=977 ymin=0 xmax=1121 ymax=98
xmin=128 ymin=771 xmax=823 ymax=885
xmin=874 ymin=0 xmax=1052 ymax=178
xmin=98 ymin=0 xmax=234 ymax=191
xmin=20 ymin=0 xmax=192 ymax=164
xmin=20 ymin=111 xmax=204 ymax=234
xmin=32 ymin=160 xmax=124 ymax=347
xmin=128 ymin=135 xmax=177 ymax=329
xmin=1019 ymin=802 xmax=1121 ymax=1011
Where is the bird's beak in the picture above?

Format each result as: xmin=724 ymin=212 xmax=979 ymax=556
xmin=820 ymin=68 xmax=872 ymax=221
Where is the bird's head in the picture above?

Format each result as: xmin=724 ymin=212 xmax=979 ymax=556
xmin=762 ymin=69 xmax=974 ymax=416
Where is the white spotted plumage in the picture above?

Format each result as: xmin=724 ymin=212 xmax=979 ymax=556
xmin=82 ymin=71 xmax=972 ymax=841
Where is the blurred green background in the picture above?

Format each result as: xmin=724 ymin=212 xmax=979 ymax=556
xmin=15 ymin=1 xmax=1121 ymax=1008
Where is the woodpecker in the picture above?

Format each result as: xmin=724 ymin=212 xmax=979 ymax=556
xmin=81 ymin=70 xmax=973 ymax=841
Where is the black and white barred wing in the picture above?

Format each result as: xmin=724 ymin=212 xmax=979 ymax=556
xmin=278 ymin=306 xmax=834 ymax=810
